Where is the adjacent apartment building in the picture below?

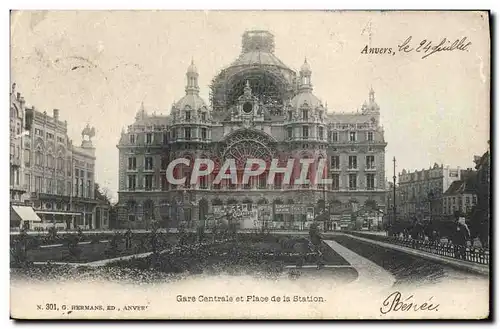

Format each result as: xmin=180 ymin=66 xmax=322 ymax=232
xmin=397 ymin=163 xmax=463 ymax=220
xmin=442 ymin=169 xmax=477 ymax=218
xmin=10 ymin=83 xmax=109 ymax=230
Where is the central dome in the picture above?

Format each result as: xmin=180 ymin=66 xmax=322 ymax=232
xmin=229 ymin=30 xmax=291 ymax=70
xmin=210 ymin=30 xmax=296 ymax=113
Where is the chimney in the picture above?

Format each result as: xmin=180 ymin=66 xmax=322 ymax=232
xmin=53 ymin=109 xmax=60 ymax=121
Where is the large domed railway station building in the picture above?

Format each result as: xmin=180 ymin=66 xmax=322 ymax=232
xmin=116 ymin=30 xmax=387 ymax=231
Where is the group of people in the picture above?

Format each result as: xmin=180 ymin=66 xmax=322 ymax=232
xmin=386 ymin=218 xmax=474 ymax=260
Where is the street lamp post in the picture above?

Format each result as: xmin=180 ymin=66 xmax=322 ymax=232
xmin=392 ymin=157 xmax=397 ymax=225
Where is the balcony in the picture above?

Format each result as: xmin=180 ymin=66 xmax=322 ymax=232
xmin=10 ymin=157 xmax=21 ymax=167
xmin=10 ymin=183 xmax=27 ymax=192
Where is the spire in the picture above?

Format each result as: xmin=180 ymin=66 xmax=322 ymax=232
xmin=135 ymin=102 xmax=147 ymax=121
xmin=301 ymin=57 xmax=311 ymax=73
xmin=362 ymin=86 xmax=379 ymax=113
xmin=185 ymin=59 xmax=200 ymax=95
xmin=299 ymin=58 xmax=313 ymax=92
xmin=369 ymin=86 xmax=375 ymax=103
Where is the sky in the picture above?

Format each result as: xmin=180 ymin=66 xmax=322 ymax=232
xmin=10 ymin=11 xmax=490 ymax=202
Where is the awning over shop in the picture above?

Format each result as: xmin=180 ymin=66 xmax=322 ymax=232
xmin=36 ymin=211 xmax=82 ymax=216
xmin=11 ymin=206 xmax=42 ymax=222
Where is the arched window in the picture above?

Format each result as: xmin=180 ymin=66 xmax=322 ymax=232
xmin=143 ymin=200 xmax=155 ymax=221
xmin=127 ymin=200 xmax=137 ymax=221
xmin=35 ymin=150 xmax=43 ymax=166
xmin=46 ymin=154 xmax=54 ymax=169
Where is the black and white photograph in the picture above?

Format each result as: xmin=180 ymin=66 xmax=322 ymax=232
xmin=9 ymin=10 xmax=491 ymax=319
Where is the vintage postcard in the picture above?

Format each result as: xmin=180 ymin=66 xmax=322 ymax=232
xmin=9 ymin=10 xmax=490 ymax=320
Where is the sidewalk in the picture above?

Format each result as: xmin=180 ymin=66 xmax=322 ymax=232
xmin=351 ymin=230 xmax=387 ymax=236
xmin=343 ymin=233 xmax=489 ymax=276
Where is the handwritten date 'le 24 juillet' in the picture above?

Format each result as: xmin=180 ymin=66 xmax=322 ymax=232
xmin=380 ymin=292 xmax=440 ymax=315
xmin=361 ymin=36 xmax=472 ymax=59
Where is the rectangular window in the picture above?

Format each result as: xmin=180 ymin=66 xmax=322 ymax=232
xmin=146 ymin=133 xmax=152 ymax=144
xmin=466 ymin=196 xmax=470 ymax=204
xmin=74 ymin=177 xmax=79 ymax=196
xmin=200 ymin=176 xmax=208 ymax=189
xmin=129 ymin=134 xmax=136 ymax=144
xmin=35 ymin=128 xmax=43 ymax=136
xmin=57 ymin=180 xmax=64 ymax=195
xmin=25 ymin=174 xmax=30 ymax=190
xmin=128 ymin=157 xmax=137 ymax=170
xmin=201 ymin=128 xmax=207 ymax=140
xmin=367 ymin=131 xmax=374 ymax=141
xmin=201 ymin=112 xmax=206 ymax=121
xmin=79 ymin=178 xmax=84 ymax=197
xmin=274 ymin=173 xmax=283 ymax=189
xmin=302 ymin=110 xmax=308 ymax=120
xmin=185 ymin=111 xmax=191 ymax=121
xmin=144 ymin=175 xmax=153 ymax=190
xmin=332 ymin=131 xmax=338 ymax=142
xmin=332 ymin=174 xmax=340 ymax=190
xmin=287 ymin=127 xmax=293 ymax=139
xmin=366 ymin=155 xmax=375 ymax=169
xmin=161 ymin=175 xmax=168 ymax=190
xmin=259 ymin=175 xmax=267 ymax=189
xmin=330 ymin=155 xmax=340 ymax=170
xmin=163 ymin=132 xmax=168 ymax=144
xmin=318 ymin=127 xmax=324 ymax=140
xmin=145 ymin=157 xmax=153 ymax=170
xmin=128 ymin=175 xmax=136 ymax=190
xmin=349 ymin=131 xmax=357 ymax=142
xmin=366 ymin=174 xmax=375 ymax=190
xmin=185 ymin=127 xmax=191 ymax=140
xmin=288 ymin=111 xmax=293 ymax=121
xmin=46 ymin=132 xmax=54 ymax=140
xmin=302 ymin=126 xmax=309 ymax=138
xmin=35 ymin=176 xmax=43 ymax=193
xmin=87 ymin=180 xmax=92 ymax=198
xmin=161 ymin=157 xmax=168 ymax=170
xmin=349 ymin=174 xmax=357 ymax=190
xmin=24 ymin=149 xmax=30 ymax=166
xmin=46 ymin=178 xmax=53 ymax=194
xmin=348 ymin=156 xmax=357 ymax=169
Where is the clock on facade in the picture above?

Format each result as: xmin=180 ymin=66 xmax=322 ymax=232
xmin=242 ymin=102 xmax=253 ymax=114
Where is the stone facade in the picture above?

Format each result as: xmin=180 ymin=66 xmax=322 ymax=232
xmin=116 ymin=30 xmax=387 ymax=229
xmin=10 ymin=83 xmax=27 ymax=204
xmin=11 ymin=84 xmax=109 ymax=230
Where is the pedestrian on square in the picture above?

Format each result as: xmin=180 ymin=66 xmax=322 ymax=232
xmin=125 ymin=228 xmax=133 ymax=250
xmin=452 ymin=218 xmax=470 ymax=260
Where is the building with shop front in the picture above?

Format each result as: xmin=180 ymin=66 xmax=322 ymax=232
xmin=397 ymin=164 xmax=463 ymax=221
xmin=116 ymin=30 xmax=387 ymax=230
xmin=9 ymin=84 xmax=109 ymax=231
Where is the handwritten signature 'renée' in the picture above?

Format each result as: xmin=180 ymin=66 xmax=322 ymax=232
xmin=398 ymin=36 xmax=472 ymax=59
xmin=380 ymin=291 xmax=440 ymax=315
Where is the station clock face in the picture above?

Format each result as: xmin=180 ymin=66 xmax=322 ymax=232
xmin=243 ymin=102 xmax=253 ymax=114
